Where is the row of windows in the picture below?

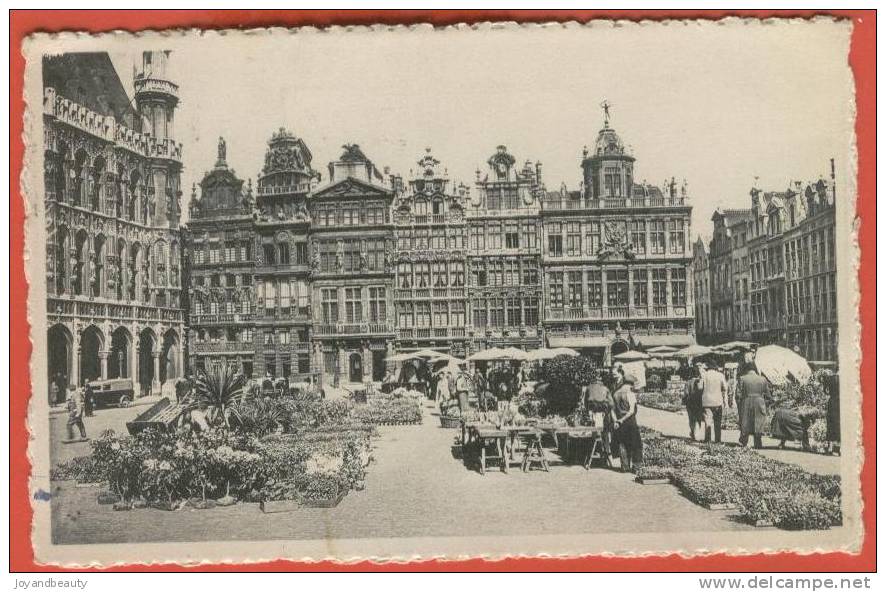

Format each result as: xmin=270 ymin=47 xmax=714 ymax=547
xmin=316 ymin=239 xmax=386 ymax=273
xmin=313 ymin=203 xmax=389 ymax=227
xmin=470 ymin=259 xmax=539 ymax=287
xmin=396 ymin=262 xmax=466 ymax=288
xmin=546 ymin=220 xmax=685 ymax=257
xmin=471 ymin=297 xmax=540 ymax=328
xmin=547 ymin=268 xmax=687 ymax=308
xmin=397 ymin=301 xmax=467 ymax=328
xmin=396 ymin=228 xmax=466 ymax=251
xmin=468 ymin=221 xmax=538 ymax=251
xmin=193 ymin=239 xmax=254 ymax=265
xmin=320 ymin=287 xmax=388 ymax=324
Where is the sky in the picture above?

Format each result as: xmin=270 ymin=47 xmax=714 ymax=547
xmin=108 ymin=19 xmax=854 ymax=239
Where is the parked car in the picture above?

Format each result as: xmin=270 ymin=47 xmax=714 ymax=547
xmin=86 ymin=378 xmax=135 ymax=408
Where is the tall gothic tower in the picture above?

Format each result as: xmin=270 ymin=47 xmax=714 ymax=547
xmin=134 ymin=50 xmax=182 ymax=227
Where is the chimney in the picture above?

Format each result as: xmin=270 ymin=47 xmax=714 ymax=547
xmin=535 ymin=161 xmax=543 ymax=185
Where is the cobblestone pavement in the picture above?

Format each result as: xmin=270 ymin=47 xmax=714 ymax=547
xmin=51 ymin=401 xmax=752 ymax=545
xmin=637 ymin=404 xmax=841 ymax=475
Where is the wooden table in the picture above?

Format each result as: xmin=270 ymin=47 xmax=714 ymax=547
xmin=474 ymin=427 xmax=508 ymax=474
xmin=563 ymin=426 xmax=611 ymax=469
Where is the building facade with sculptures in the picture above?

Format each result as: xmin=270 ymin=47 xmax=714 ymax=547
xmin=540 ymin=110 xmax=695 ymax=366
xmin=393 ymin=149 xmax=471 ymax=358
xmin=43 ymin=51 xmax=186 ymax=403
xmin=180 ymin=106 xmax=700 ymax=385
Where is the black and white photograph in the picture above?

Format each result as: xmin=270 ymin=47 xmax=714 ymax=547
xmin=22 ymin=19 xmax=861 ymax=565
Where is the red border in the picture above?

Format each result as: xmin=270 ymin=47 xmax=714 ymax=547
xmin=10 ymin=9 xmax=876 ymax=572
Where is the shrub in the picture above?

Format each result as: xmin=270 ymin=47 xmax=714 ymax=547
xmin=537 ymin=356 xmax=597 ymax=415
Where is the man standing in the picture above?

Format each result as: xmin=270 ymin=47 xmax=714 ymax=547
xmin=736 ymin=363 xmax=768 ymax=449
xmin=699 ymin=360 xmax=727 ymax=443
xmin=682 ymin=363 xmax=705 ymax=441
xmin=65 ymin=387 xmax=87 ymax=441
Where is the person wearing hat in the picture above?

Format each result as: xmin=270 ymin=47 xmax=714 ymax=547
xmin=698 ymin=360 xmax=728 ymax=443
xmin=735 ymin=362 xmax=768 ymax=449
xmin=611 ymin=373 xmax=642 ymax=472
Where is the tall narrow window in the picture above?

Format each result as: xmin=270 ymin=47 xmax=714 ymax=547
xmin=568 ymin=271 xmax=583 ymax=308
xmin=344 ymin=287 xmax=362 ymax=323
xmin=548 ymin=272 xmax=564 ymax=308
xmin=606 ymin=269 xmax=628 ymax=307
xmin=587 ymin=270 xmax=603 ymax=307
xmin=507 ymin=297 xmax=522 ymax=326
xmin=368 ymin=287 xmax=386 ymax=322
xmin=630 ymin=221 xmax=646 ymax=254
xmin=632 ymin=269 xmax=648 ymax=306
xmin=652 ymin=269 xmax=668 ymax=305
xmin=321 ymin=288 xmax=338 ymax=324
xmin=566 ymin=222 xmax=582 ymax=256
xmin=671 ymin=268 xmax=686 ymax=305
xmin=548 ymin=223 xmax=563 ymax=257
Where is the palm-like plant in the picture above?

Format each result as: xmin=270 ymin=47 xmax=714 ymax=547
xmin=230 ymin=396 xmax=291 ymax=436
xmin=194 ymin=366 xmax=246 ymax=428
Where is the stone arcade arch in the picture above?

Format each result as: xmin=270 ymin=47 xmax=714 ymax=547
xmin=138 ymin=327 xmax=158 ymax=396
xmin=47 ymin=324 xmax=73 ymax=404
xmin=160 ymin=329 xmax=180 ymax=385
xmin=108 ymin=326 xmax=132 ymax=379
xmin=79 ymin=325 xmax=105 ymax=385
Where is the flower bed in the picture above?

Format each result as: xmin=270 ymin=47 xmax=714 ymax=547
xmin=640 ymin=431 xmax=841 ymax=529
xmin=352 ymin=395 xmax=422 ymax=425
xmin=55 ymin=426 xmax=369 ymax=510
xmin=638 ymin=390 xmax=684 ymax=413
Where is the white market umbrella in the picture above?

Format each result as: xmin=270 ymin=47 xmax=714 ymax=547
xmin=549 ymin=347 xmax=580 ymax=357
xmin=613 ymin=350 xmax=651 ymax=361
xmin=526 ymin=348 xmax=558 ymax=361
xmin=754 ymin=344 xmax=812 ymax=385
xmin=412 ymin=348 xmax=449 ymax=359
xmin=673 ymin=344 xmax=713 ymax=358
xmin=386 ymin=352 xmax=419 ymax=363
xmin=714 ymin=341 xmax=757 ymax=352
xmin=647 ymin=345 xmax=678 ymax=354
xmin=500 ymin=347 xmax=530 ymax=361
xmin=467 ymin=347 xmax=507 ymax=362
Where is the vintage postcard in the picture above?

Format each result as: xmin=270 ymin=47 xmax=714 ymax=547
xmin=22 ymin=18 xmax=862 ymax=566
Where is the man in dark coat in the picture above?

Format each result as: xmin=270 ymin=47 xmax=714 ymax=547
xmin=682 ymin=363 xmax=704 ymax=440
xmin=736 ymin=364 xmax=768 ymax=449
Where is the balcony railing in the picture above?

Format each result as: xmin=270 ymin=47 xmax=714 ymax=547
xmin=47 ymin=296 xmax=183 ymax=323
xmin=542 ymin=196 xmax=687 ymax=211
xmin=314 ymin=322 xmax=395 ymax=336
xmin=543 ymin=305 xmax=689 ymax=322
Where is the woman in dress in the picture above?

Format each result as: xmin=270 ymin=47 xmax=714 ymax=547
xmin=611 ymin=373 xmax=642 ymax=472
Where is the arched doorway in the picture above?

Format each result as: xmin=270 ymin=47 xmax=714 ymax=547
xmin=138 ymin=328 xmax=156 ymax=396
xmin=47 ymin=324 xmax=73 ymax=403
xmin=160 ymin=329 xmax=180 ymax=385
xmin=610 ymin=340 xmax=629 ymax=359
xmin=79 ymin=325 xmax=104 ymax=385
xmin=108 ymin=326 xmax=131 ymax=379
xmin=348 ymin=352 xmax=362 ymax=383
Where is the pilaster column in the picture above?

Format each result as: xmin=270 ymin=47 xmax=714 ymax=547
xmin=133 ymin=342 xmax=141 ymax=389
xmin=99 ymin=350 xmax=109 ymax=380
xmin=152 ymin=350 xmax=161 ymax=393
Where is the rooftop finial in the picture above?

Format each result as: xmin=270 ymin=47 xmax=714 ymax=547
xmin=601 ymin=99 xmax=612 ymax=128
xmin=216 ymin=136 xmax=227 ymax=167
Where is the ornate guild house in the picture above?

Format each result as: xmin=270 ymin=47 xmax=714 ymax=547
xmin=541 ymin=107 xmax=694 ymax=364
xmin=393 ymin=150 xmax=470 ymax=357
xmin=466 ymin=146 xmax=545 ymax=353
xmin=308 ymin=145 xmax=397 ymax=385
xmin=43 ymin=51 xmax=186 ymax=402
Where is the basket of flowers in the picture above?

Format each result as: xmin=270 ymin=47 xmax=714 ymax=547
xmin=439 ymin=401 xmax=462 ymax=428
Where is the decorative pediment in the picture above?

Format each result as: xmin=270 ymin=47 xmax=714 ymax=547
xmin=312 ymin=177 xmax=391 ymax=199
